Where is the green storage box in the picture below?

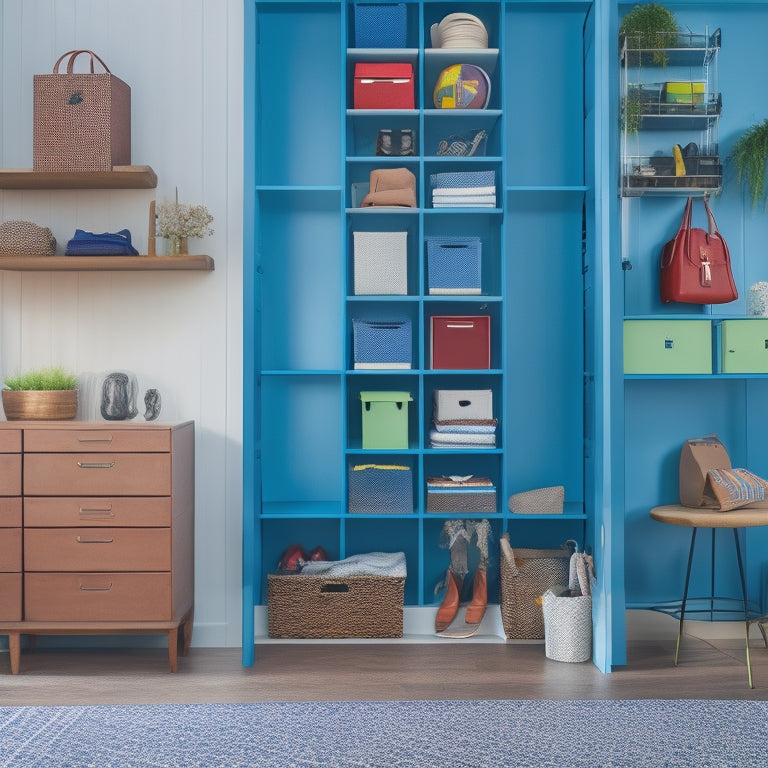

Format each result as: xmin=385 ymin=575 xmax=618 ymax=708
xmin=624 ymin=320 xmax=712 ymax=374
xmin=360 ymin=391 xmax=413 ymax=449
xmin=721 ymin=320 xmax=768 ymax=373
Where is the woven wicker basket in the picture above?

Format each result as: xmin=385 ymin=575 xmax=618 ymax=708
xmin=267 ymin=573 xmax=405 ymax=638
xmin=2 ymin=389 xmax=78 ymax=420
xmin=499 ymin=533 xmax=572 ymax=639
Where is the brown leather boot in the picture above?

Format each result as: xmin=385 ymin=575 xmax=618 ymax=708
xmin=435 ymin=570 xmax=461 ymax=631
xmin=465 ymin=567 xmax=487 ymax=625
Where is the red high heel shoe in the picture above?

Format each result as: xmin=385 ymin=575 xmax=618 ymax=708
xmin=435 ymin=570 xmax=462 ymax=631
xmin=277 ymin=543 xmax=308 ymax=572
xmin=308 ymin=545 xmax=329 ymax=561
xmin=464 ymin=567 xmax=487 ymax=625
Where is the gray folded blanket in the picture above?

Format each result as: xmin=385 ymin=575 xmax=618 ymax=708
xmin=300 ymin=551 xmax=406 ymax=578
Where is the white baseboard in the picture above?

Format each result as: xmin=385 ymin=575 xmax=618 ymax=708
xmin=254 ymin=605 xmax=516 ymax=644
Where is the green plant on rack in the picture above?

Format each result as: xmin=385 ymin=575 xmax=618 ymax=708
xmin=622 ymin=93 xmax=642 ymax=136
xmin=619 ymin=3 xmax=679 ymax=67
xmin=732 ymin=119 xmax=768 ymax=208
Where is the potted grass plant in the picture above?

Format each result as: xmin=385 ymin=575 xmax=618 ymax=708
xmin=2 ymin=366 xmax=79 ymax=420
xmin=619 ymin=3 xmax=679 ymax=66
xmin=732 ymin=119 xmax=768 ymax=208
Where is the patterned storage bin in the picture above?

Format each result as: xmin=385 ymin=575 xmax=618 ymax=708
xmin=430 ymin=170 xmax=496 ymax=189
xmin=426 ymin=236 xmax=481 ymax=295
xmin=353 ymin=318 xmax=412 ymax=369
xmin=348 ymin=464 xmax=414 ymax=514
xmin=433 ymin=389 xmax=493 ymax=421
xmin=354 ymin=3 xmax=407 ymax=48
xmin=426 ymin=476 xmax=496 ymax=512
xmin=353 ymin=231 xmax=408 ymax=295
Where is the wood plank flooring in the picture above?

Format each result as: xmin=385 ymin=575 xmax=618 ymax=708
xmin=2 ymin=634 xmax=768 ymax=705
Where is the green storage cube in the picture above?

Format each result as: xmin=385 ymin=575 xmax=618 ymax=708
xmin=721 ymin=320 xmax=768 ymax=373
xmin=360 ymin=391 xmax=412 ymax=449
xmin=624 ymin=320 xmax=712 ymax=374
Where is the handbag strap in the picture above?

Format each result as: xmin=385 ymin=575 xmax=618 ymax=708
xmin=53 ymin=50 xmax=112 ymax=75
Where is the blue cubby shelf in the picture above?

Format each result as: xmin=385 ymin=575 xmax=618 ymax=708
xmin=245 ymin=0 xmax=613 ymax=671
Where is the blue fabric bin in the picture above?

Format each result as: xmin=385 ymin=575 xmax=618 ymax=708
xmin=426 ymin=236 xmax=482 ymax=295
xmin=348 ymin=464 xmax=414 ymax=514
xmin=354 ymin=4 xmax=407 ymax=48
xmin=353 ymin=318 xmax=412 ymax=368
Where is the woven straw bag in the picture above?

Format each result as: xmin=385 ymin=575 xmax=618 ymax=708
xmin=0 ymin=220 xmax=56 ymax=256
xmin=33 ymin=49 xmax=130 ymax=172
xmin=499 ymin=533 xmax=574 ymax=639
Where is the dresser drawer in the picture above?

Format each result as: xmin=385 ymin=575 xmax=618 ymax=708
xmin=0 ymin=528 xmax=22 ymax=572
xmin=0 ymin=573 xmax=22 ymax=621
xmin=25 ymin=573 xmax=172 ymax=621
xmin=24 ymin=453 xmax=171 ymax=496
xmin=24 ymin=497 xmax=172 ymax=527
xmin=0 ymin=454 xmax=21 ymax=496
xmin=0 ymin=497 xmax=22 ymax=527
xmin=23 ymin=428 xmax=171 ymax=453
xmin=0 ymin=429 xmax=22 ymax=452
xmin=25 ymin=528 xmax=171 ymax=572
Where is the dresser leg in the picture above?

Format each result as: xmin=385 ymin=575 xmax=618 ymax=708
xmin=181 ymin=608 xmax=194 ymax=657
xmin=167 ymin=629 xmax=179 ymax=673
xmin=8 ymin=633 xmax=20 ymax=674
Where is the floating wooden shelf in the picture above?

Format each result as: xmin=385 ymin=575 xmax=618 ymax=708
xmin=0 ymin=165 xmax=158 ymax=189
xmin=0 ymin=255 xmax=214 ymax=271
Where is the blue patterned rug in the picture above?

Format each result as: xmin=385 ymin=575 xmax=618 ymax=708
xmin=1 ymin=699 xmax=765 ymax=767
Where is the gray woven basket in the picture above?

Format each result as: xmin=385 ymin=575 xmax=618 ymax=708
xmin=267 ymin=573 xmax=405 ymax=638
xmin=508 ymin=485 xmax=564 ymax=515
xmin=499 ymin=533 xmax=572 ymax=639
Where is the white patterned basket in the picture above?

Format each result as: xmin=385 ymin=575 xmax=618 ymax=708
xmin=353 ymin=231 xmax=408 ymax=295
xmin=542 ymin=589 xmax=592 ymax=663
xmin=747 ymin=282 xmax=768 ymax=317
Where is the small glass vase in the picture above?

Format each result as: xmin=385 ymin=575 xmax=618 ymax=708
xmin=168 ymin=236 xmax=188 ymax=256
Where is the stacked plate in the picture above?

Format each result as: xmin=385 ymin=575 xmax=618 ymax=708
xmin=430 ymin=13 xmax=488 ymax=49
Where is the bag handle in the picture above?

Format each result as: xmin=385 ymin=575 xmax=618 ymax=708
xmin=53 ymin=50 xmax=112 ymax=75
xmin=661 ymin=196 xmax=730 ymax=270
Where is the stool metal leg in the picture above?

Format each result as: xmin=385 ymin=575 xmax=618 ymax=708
xmin=732 ymin=528 xmax=754 ymax=689
xmin=675 ymin=527 xmax=697 ymax=666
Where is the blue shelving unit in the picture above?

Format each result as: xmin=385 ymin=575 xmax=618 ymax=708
xmin=244 ymin=0 xmax=618 ymax=670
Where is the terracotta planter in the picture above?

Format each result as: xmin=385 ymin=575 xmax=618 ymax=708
xmin=2 ymin=389 xmax=77 ymax=420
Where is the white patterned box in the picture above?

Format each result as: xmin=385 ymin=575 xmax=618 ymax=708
xmin=353 ymin=231 xmax=407 ymax=295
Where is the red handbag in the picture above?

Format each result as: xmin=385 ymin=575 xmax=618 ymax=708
xmin=660 ymin=197 xmax=737 ymax=304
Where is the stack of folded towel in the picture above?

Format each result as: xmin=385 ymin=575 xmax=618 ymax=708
xmin=429 ymin=416 xmax=497 ymax=449
xmin=431 ymin=170 xmax=496 ymax=208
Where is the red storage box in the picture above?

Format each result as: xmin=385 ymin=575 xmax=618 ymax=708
xmin=431 ymin=315 xmax=491 ymax=369
xmin=353 ymin=62 xmax=414 ymax=109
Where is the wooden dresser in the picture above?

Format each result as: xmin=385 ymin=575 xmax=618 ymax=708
xmin=0 ymin=421 xmax=194 ymax=673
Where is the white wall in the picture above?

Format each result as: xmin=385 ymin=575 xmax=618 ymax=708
xmin=0 ymin=0 xmax=245 ymax=647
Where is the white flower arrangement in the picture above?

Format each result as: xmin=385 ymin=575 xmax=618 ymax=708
xmin=156 ymin=201 xmax=214 ymax=240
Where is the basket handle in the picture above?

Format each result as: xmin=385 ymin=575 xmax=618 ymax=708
xmin=53 ymin=50 xmax=112 ymax=75
xmin=320 ymin=582 xmax=349 ymax=594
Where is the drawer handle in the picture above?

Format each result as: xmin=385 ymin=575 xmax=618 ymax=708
xmin=446 ymin=323 xmax=476 ymax=329
xmin=77 ymin=433 xmax=114 ymax=443
xmin=77 ymin=461 xmax=116 ymax=469
xmin=79 ymin=507 xmax=115 ymax=519
xmin=76 ymin=536 xmax=114 ymax=544
xmin=79 ymin=583 xmax=113 ymax=591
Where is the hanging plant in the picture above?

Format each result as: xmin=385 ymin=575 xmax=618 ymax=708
xmin=622 ymin=93 xmax=642 ymax=136
xmin=732 ymin=119 xmax=768 ymax=208
xmin=619 ymin=3 xmax=679 ymax=67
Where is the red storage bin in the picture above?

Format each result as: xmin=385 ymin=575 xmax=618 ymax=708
xmin=353 ymin=62 xmax=414 ymax=109
xmin=430 ymin=315 xmax=491 ymax=369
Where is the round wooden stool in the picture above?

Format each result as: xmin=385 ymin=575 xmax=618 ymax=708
xmin=650 ymin=505 xmax=768 ymax=688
